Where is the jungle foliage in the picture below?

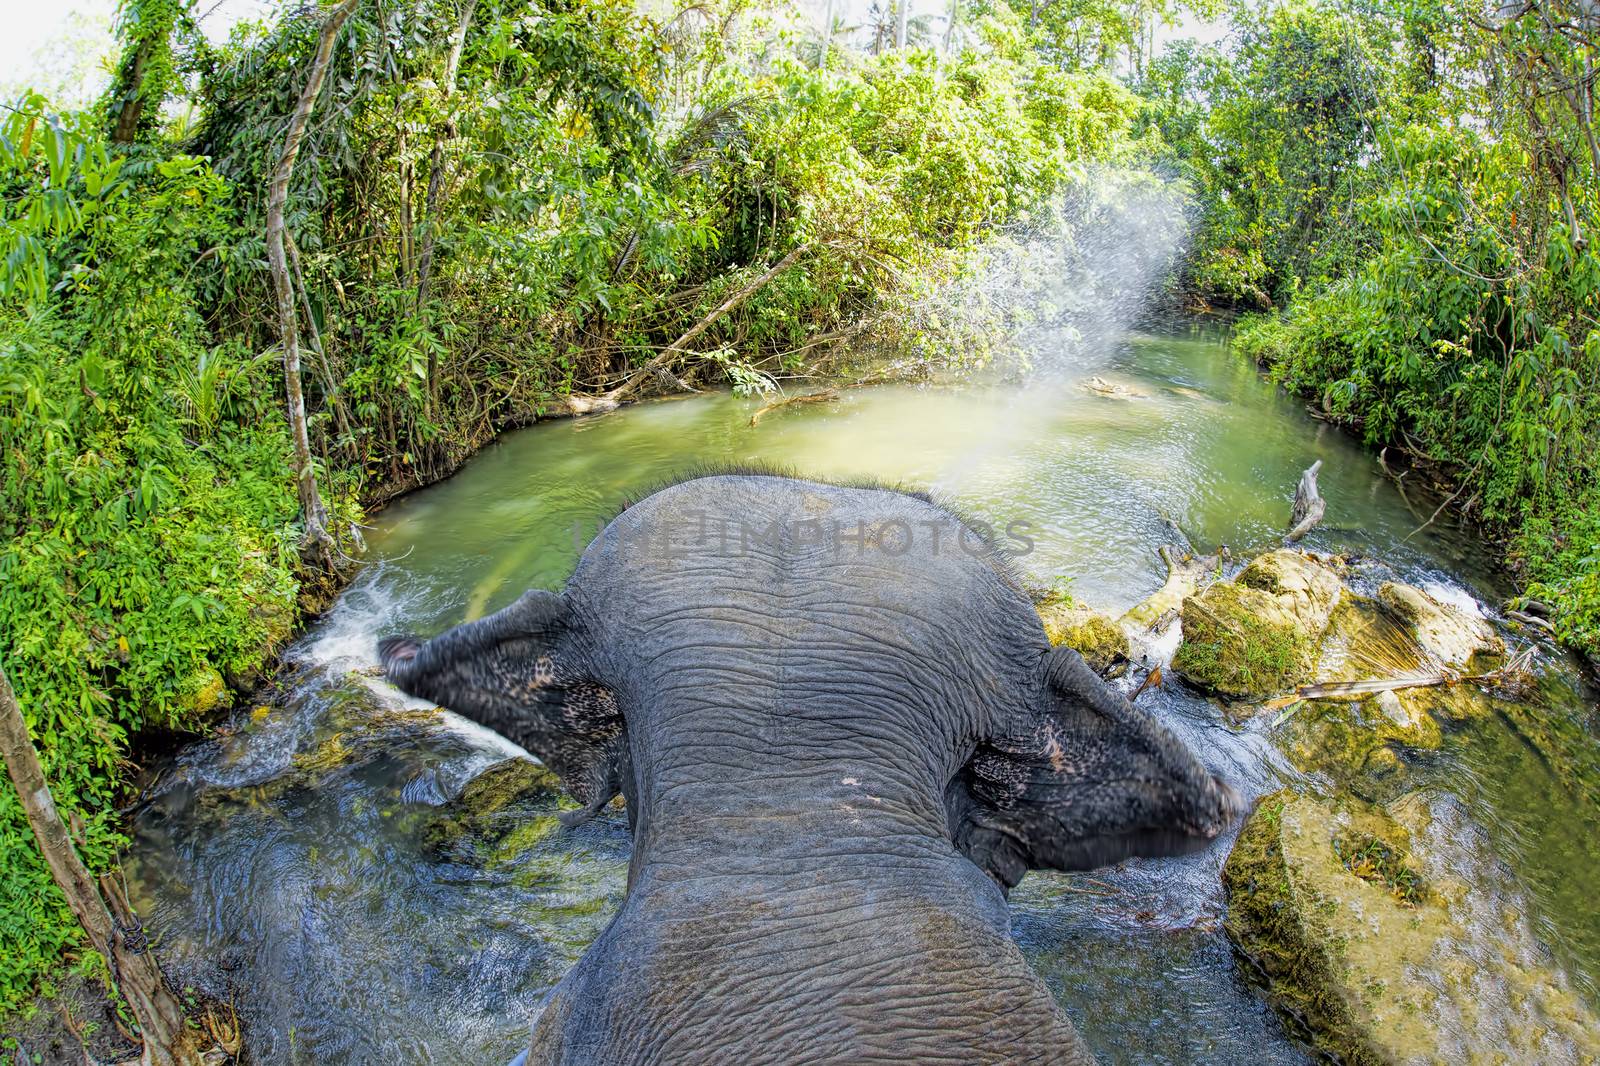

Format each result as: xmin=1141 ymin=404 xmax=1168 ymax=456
xmin=2 ymin=0 xmax=1598 ymax=1026
xmin=0 ymin=0 xmax=1157 ymax=1013
xmin=1150 ymin=0 xmax=1600 ymax=654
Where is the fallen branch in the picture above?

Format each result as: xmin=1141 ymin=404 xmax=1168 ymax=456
xmin=749 ymin=388 xmax=840 ymax=427
xmin=1262 ymin=645 xmax=1536 ymax=708
xmin=567 ymin=244 xmax=814 ymax=415
xmin=1285 ymin=459 xmax=1325 ymax=542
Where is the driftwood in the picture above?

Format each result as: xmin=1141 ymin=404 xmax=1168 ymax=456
xmin=1080 ymin=375 xmax=1148 ymax=399
xmin=1120 ymin=544 xmax=1227 ymax=634
xmin=1285 ymin=459 xmax=1326 ymax=542
xmin=748 ymin=388 xmax=841 ymax=427
xmin=1263 ymin=645 xmax=1535 ymax=709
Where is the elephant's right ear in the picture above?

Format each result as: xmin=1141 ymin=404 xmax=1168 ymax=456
xmin=379 ymin=589 xmax=626 ymax=824
xmin=949 ymin=645 xmax=1238 ymax=891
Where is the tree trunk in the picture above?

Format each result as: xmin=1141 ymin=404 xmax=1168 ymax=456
xmin=110 ymin=36 xmax=153 ymax=144
xmin=415 ymin=0 xmax=477 ymax=411
xmin=267 ymin=0 xmax=359 ymax=557
xmin=895 ymin=0 xmax=909 ymax=48
xmin=943 ymin=0 xmax=958 ymax=53
xmin=0 ymin=665 xmax=200 ymax=1066
xmin=821 ymin=0 xmax=835 ymax=62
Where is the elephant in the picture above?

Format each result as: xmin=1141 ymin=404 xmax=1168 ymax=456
xmin=379 ymin=471 xmax=1238 ymax=1065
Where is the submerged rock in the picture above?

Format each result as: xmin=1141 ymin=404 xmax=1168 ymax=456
xmin=1275 ymin=689 xmax=1443 ymax=793
xmin=1172 ymin=550 xmax=1343 ymax=698
xmin=423 ymin=757 xmax=567 ymax=853
xmin=1224 ymin=790 xmax=1600 ymax=1065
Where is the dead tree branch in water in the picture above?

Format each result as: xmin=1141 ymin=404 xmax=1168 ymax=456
xmin=567 ymin=244 xmax=813 ymax=414
xmin=749 ymin=388 xmax=840 ymax=426
xmin=1285 ymin=460 xmax=1326 ymax=542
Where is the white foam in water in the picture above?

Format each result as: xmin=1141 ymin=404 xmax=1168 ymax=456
xmin=1423 ymin=579 xmax=1488 ymax=620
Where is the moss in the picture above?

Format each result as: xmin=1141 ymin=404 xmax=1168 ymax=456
xmin=1037 ymin=603 xmax=1130 ymax=677
xmin=423 ymin=758 xmax=565 ymax=853
xmin=1224 ymin=790 xmax=1600 ymax=1064
xmin=291 ymin=733 xmax=352 ymax=773
xmin=1279 ymin=691 xmax=1443 ymax=793
xmin=1173 ymin=580 xmax=1313 ymax=698
xmin=177 ymin=663 xmax=230 ymax=717
xmin=1332 ymin=830 xmax=1431 ymax=908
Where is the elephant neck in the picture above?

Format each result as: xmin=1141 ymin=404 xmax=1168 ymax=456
xmin=624 ymin=737 xmax=979 ymax=901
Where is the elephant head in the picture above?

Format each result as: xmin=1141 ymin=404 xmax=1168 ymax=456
xmin=382 ymin=472 xmax=1237 ymax=1064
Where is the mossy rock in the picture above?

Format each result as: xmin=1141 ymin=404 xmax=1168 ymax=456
xmin=177 ymin=663 xmax=230 ymax=717
xmin=1172 ymin=550 xmax=1342 ymax=699
xmin=1037 ymin=603 xmax=1129 ymax=677
xmin=423 ymin=758 xmax=567 ymax=852
xmin=1224 ymin=790 xmax=1600 ymax=1065
xmin=1277 ymin=690 xmax=1442 ymax=795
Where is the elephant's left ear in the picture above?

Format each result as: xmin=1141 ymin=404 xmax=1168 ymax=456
xmin=948 ymin=646 xmax=1238 ymax=890
xmin=379 ymin=590 xmax=627 ymax=824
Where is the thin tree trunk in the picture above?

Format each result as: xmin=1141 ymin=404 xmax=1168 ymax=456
xmin=415 ymin=0 xmax=475 ymax=316
xmin=896 ymin=0 xmax=909 ymax=48
xmin=0 ymin=665 xmax=200 ymax=1066
xmin=943 ymin=0 xmax=958 ymax=53
xmin=267 ymin=0 xmax=358 ymax=556
xmin=415 ymin=0 xmax=477 ymax=413
xmin=110 ymin=37 xmax=153 ymax=144
xmin=821 ymin=0 xmax=834 ymax=62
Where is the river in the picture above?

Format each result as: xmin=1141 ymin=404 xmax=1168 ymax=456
xmin=126 ymin=324 xmax=1600 ymax=1064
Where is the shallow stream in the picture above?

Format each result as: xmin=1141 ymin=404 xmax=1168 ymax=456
xmin=127 ymin=326 xmax=1600 ymax=1064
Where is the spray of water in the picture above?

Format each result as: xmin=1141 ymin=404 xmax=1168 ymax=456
xmin=907 ymin=168 xmax=1191 ymax=496
xmin=904 ymin=167 xmax=1190 ymax=380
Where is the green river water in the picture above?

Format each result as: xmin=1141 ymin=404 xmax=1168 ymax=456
xmin=127 ymin=325 xmax=1600 ymax=1064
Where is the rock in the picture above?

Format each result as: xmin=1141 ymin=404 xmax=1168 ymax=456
xmin=1224 ymin=790 xmax=1600 ymax=1065
xmin=178 ymin=663 xmax=230 ymax=717
xmin=1172 ymin=550 xmax=1343 ymax=699
xmin=1276 ymin=689 xmax=1442 ymax=793
xmin=423 ymin=757 xmax=566 ymax=854
xmin=1038 ymin=602 xmax=1129 ymax=677
xmin=1378 ymin=582 xmax=1505 ymax=668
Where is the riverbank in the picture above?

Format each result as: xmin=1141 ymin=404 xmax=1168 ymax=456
xmin=1234 ymin=308 xmax=1600 ymax=670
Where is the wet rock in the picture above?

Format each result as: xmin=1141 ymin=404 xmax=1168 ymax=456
xmin=1224 ymin=790 xmax=1600 ymax=1065
xmin=1377 ymin=582 xmax=1505 ymax=668
xmin=423 ymin=757 xmax=565 ymax=853
xmin=1038 ymin=602 xmax=1130 ymax=678
xmin=1172 ymin=550 xmax=1343 ymax=698
xmin=178 ymin=663 xmax=230 ymax=717
xmin=1276 ymin=689 xmax=1442 ymax=794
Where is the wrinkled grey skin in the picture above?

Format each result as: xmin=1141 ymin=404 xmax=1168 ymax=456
xmin=381 ymin=473 xmax=1237 ymax=1065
